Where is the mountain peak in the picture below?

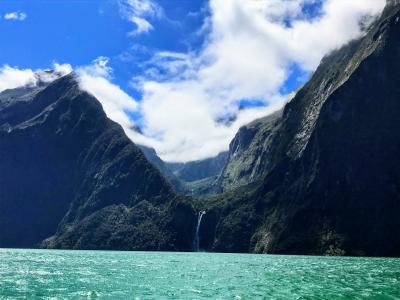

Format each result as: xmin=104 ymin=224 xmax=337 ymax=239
xmin=33 ymin=69 xmax=73 ymax=86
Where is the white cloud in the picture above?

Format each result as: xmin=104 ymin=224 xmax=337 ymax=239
xmin=0 ymin=1 xmax=387 ymax=163
xmin=119 ymin=0 xmax=162 ymax=35
xmin=4 ymin=11 xmax=27 ymax=21
xmin=76 ymin=57 xmax=140 ymax=138
xmin=128 ymin=0 xmax=385 ymax=162
xmin=0 ymin=63 xmax=72 ymax=93
xmin=0 ymin=66 xmax=36 ymax=93
xmin=54 ymin=63 xmax=73 ymax=76
xmin=0 ymin=59 xmax=140 ymax=147
xmin=34 ymin=63 xmax=73 ymax=83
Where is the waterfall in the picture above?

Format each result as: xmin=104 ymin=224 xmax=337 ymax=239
xmin=193 ymin=211 xmax=206 ymax=252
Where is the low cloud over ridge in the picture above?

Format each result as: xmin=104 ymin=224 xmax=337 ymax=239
xmin=0 ymin=0 xmax=386 ymax=163
xmin=129 ymin=0 xmax=385 ymax=162
xmin=0 ymin=63 xmax=72 ymax=93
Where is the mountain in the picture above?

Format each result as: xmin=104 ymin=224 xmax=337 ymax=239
xmin=141 ymin=145 xmax=228 ymax=196
xmin=166 ymin=151 xmax=229 ymax=196
xmin=218 ymin=110 xmax=282 ymax=192
xmin=197 ymin=2 xmax=400 ymax=256
xmin=138 ymin=145 xmax=185 ymax=193
xmin=1 ymin=1 xmax=399 ymax=257
xmin=0 ymin=73 xmax=196 ymax=250
xmin=166 ymin=151 xmax=228 ymax=183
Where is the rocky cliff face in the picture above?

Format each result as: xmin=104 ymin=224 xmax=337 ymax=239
xmin=218 ymin=111 xmax=282 ymax=191
xmin=199 ymin=2 xmax=400 ymax=256
xmin=0 ymin=74 xmax=196 ymax=250
xmin=218 ymin=27 xmax=372 ymax=192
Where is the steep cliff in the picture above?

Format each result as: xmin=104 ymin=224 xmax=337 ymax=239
xmin=218 ymin=110 xmax=282 ymax=191
xmin=0 ymin=74 xmax=196 ymax=250
xmin=200 ymin=2 xmax=400 ymax=256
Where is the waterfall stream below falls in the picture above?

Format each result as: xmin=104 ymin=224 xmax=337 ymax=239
xmin=193 ymin=211 xmax=206 ymax=252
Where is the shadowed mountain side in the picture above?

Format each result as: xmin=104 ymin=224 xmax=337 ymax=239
xmin=0 ymin=74 xmax=196 ymax=250
xmin=196 ymin=3 xmax=400 ymax=256
xmin=138 ymin=145 xmax=185 ymax=193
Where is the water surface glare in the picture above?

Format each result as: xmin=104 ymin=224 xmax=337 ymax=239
xmin=0 ymin=249 xmax=399 ymax=299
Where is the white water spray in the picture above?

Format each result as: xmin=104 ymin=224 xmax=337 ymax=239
xmin=193 ymin=211 xmax=206 ymax=252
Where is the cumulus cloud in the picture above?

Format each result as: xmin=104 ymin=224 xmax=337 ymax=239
xmin=128 ymin=0 xmax=385 ymax=162
xmin=53 ymin=63 xmax=73 ymax=76
xmin=119 ymin=0 xmax=163 ymax=35
xmin=0 ymin=66 xmax=35 ymax=92
xmin=35 ymin=63 xmax=73 ymax=83
xmin=4 ymin=12 xmax=27 ymax=21
xmin=0 ymin=59 xmax=140 ymax=146
xmin=0 ymin=63 xmax=72 ymax=93
xmin=0 ymin=1 xmax=387 ymax=162
xmin=76 ymin=57 xmax=140 ymax=139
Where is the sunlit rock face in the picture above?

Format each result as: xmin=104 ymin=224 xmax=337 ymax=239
xmin=217 ymin=110 xmax=282 ymax=192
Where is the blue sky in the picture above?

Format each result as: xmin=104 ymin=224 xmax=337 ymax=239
xmin=0 ymin=0 xmax=385 ymax=162
xmin=0 ymin=0 xmax=309 ymax=111
xmin=0 ymin=0 xmax=207 ymax=97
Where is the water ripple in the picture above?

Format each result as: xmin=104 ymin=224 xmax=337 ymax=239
xmin=0 ymin=249 xmax=399 ymax=299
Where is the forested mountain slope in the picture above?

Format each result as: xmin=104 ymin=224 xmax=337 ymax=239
xmin=0 ymin=74 xmax=195 ymax=250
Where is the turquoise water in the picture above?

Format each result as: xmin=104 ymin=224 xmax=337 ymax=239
xmin=0 ymin=249 xmax=399 ymax=299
